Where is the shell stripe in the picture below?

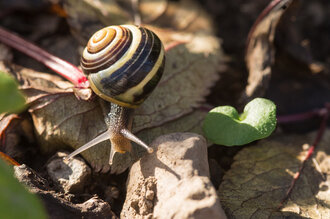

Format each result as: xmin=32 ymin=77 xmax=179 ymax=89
xmin=83 ymin=25 xmax=165 ymax=108
xmin=100 ymin=28 xmax=164 ymax=105
xmin=116 ymin=44 xmax=164 ymax=106
xmin=87 ymin=28 xmax=116 ymax=54
xmin=82 ymin=36 xmax=132 ymax=73
xmin=87 ymin=25 xmax=142 ymax=95
xmin=82 ymin=27 xmax=128 ymax=64
xmin=82 ymin=26 xmax=126 ymax=60
xmin=81 ymin=27 xmax=131 ymax=72
xmin=132 ymin=56 xmax=165 ymax=103
xmin=100 ymin=27 xmax=151 ymax=95
xmin=89 ymin=46 xmax=165 ymax=108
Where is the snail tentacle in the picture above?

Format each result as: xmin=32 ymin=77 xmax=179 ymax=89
xmin=120 ymin=128 xmax=153 ymax=153
xmin=66 ymin=25 xmax=165 ymax=166
xmin=65 ymin=131 xmax=110 ymax=161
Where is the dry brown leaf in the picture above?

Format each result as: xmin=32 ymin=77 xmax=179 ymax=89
xmin=153 ymin=0 xmax=214 ymax=33
xmin=139 ymin=0 xmax=168 ymax=23
xmin=63 ymin=0 xmax=129 ymax=44
xmin=0 ymin=62 xmax=110 ymax=172
xmin=0 ymin=27 xmax=223 ymax=172
xmin=0 ymin=114 xmax=21 ymax=152
xmin=63 ymin=0 xmax=167 ymax=43
xmin=2 ymin=0 xmax=225 ymax=173
xmin=134 ymin=31 xmax=222 ymax=132
xmin=0 ymin=113 xmax=35 ymax=162
xmin=242 ymin=0 xmax=293 ymax=102
xmin=219 ymin=129 xmax=330 ymax=218
xmin=136 ymin=109 xmax=207 ymax=153
xmin=64 ymin=0 xmax=215 ymax=44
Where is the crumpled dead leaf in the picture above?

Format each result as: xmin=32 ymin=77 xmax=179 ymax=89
xmin=1 ymin=0 xmax=225 ymax=173
xmin=0 ymin=113 xmax=35 ymax=162
xmin=219 ymin=129 xmax=330 ymax=218
xmin=153 ymin=0 xmax=214 ymax=33
xmin=0 ymin=62 xmax=109 ymax=172
xmin=64 ymin=0 xmax=215 ymax=44
xmin=241 ymin=0 xmax=293 ymax=102
xmin=137 ymin=109 xmax=208 ymax=150
xmin=64 ymin=0 xmax=167 ymax=44
xmin=63 ymin=0 xmax=130 ymax=44
xmin=135 ymin=31 xmax=222 ymax=132
xmin=0 ymin=27 xmax=224 ymax=173
xmin=139 ymin=0 xmax=168 ymax=23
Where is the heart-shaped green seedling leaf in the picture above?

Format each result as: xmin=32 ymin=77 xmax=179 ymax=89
xmin=203 ymin=98 xmax=277 ymax=146
xmin=0 ymin=71 xmax=26 ymax=114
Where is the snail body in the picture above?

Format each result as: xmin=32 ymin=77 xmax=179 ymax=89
xmin=66 ymin=25 xmax=165 ymax=164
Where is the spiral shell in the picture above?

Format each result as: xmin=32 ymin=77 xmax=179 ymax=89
xmin=81 ymin=25 xmax=165 ymax=108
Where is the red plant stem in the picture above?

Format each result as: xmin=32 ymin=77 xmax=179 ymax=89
xmin=0 ymin=151 xmax=20 ymax=166
xmin=277 ymin=109 xmax=322 ymax=123
xmin=277 ymin=104 xmax=329 ymax=124
xmin=278 ymin=107 xmax=329 ymax=210
xmin=0 ymin=26 xmax=89 ymax=88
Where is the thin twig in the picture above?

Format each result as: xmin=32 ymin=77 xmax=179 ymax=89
xmin=0 ymin=26 xmax=89 ymax=88
xmin=132 ymin=0 xmax=141 ymax=25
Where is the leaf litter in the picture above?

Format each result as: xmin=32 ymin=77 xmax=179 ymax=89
xmin=0 ymin=0 xmax=226 ymax=173
xmin=0 ymin=0 xmax=329 ymax=218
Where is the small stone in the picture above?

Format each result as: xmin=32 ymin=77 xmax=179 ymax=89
xmin=77 ymin=197 xmax=117 ymax=218
xmin=121 ymin=133 xmax=227 ymax=219
xmin=46 ymin=151 xmax=91 ymax=193
xmin=78 ymin=197 xmax=110 ymax=212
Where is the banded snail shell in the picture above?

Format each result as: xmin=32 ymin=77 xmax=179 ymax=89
xmin=81 ymin=25 xmax=165 ymax=108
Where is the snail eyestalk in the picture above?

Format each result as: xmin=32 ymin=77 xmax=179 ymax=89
xmin=64 ymin=131 xmax=110 ymax=161
xmin=107 ymin=103 xmax=153 ymax=164
xmin=121 ymin=129 xmax=154 ymax=153
xmin=74 ymin=25 xmax=164 ymax=166
xmin=65 ymin=103 xmax=154 ymax=164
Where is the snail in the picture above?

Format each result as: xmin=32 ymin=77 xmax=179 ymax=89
xmin=66 ymin=25 xmax=165 ymax=165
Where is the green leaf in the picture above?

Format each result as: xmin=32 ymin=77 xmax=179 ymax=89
xmin=0 ymin=71 xmax=26 ymax=113
xmin=203 ymin=98 xmax=277 ymax=146
xmin=0 ymin=159 xmax=47 ymax=219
